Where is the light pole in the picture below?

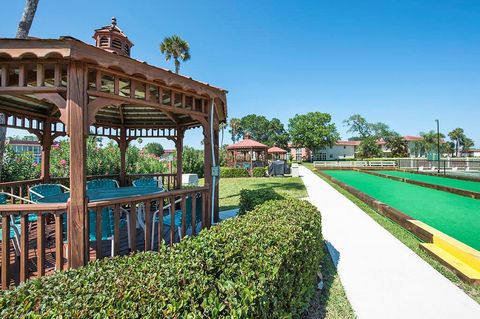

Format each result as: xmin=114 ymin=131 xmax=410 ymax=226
xmin=435 ymin=119 xmax=440 ymax=173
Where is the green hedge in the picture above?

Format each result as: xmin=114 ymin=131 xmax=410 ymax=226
xmin=220 ymin=167 xmax=249 ymax=178
xmin=252 ymin=167 xmax=267 ymax=177
xmin=239 ymin=188 xmax=284 ymax=215
xmin=0 ymin=199 xmax=322 ymax=318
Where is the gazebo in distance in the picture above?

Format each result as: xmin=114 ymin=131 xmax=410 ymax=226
xmin=226 ymin=134 xmax=268 ymax=172
xmin=268 ymin=145 xmax=287 ymax=161
xmin=0 ymin=18 xmax=227 ymax=289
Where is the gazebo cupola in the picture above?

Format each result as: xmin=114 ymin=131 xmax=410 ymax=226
xmin=93 ymin=17 xmax=133 ymax=57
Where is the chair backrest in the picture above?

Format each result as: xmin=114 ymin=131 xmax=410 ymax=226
xmin=87 ymin=179 xmax=119 ymax=190
xmin=29 ymin=184 xmax=64 ymax=202
xmin=88 ymin=208 xmax=115 ymax=240
xmin=0 ymin=193 xmax=7 ymax=205
xmin=184 ymin=195 xmax=203 ymax=226
xmin=132 ymin=177 xmax=158 ymax=188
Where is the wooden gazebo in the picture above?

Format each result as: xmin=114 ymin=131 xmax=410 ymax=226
xmin=226 ymin=135 xmax=268 ymax=171
xmin=268 ymin=145 xmax=287 ymax=160
xmin=0 ymin=18 xmax=227 ymax=288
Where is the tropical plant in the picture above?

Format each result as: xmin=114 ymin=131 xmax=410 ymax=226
xmin=182 ymin=146 xmax=204 ymax=177
xmin=384 ymin=135 xmax=409 ymax=157
xmin=288 ymin=112 xmax=340 ymax=151
xmin=143 ymin=142 xmax=164 ymax=157
xmin=228 ymin=118 xmax=241 ymax=143
xmin=1 ymin=146 xmax=40 ymax=182
xmin=16 ymin=0 xmax=39 ymax=39
xmin=357 ymin=136 xmax=382 ymax=158
xmin=160 ymin=35 xmax=191 ymax=74
xmin=448 ymin=128 xmax=465 ymax=157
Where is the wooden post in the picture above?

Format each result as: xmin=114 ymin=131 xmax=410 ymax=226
xmin=40 ymin=119 xmax=52 ymax=182
xmin=203 ymin=124 xmax=212 ymax=228
xmin=66 ymin=61 xmax=88 ymax=268
xmin=213 ymin=127 xmax=220 ymax=223
xmin=175 ymin=127 xmax=184 ymax=189
xmin=119 ymin=127 xmax=127 ymax=186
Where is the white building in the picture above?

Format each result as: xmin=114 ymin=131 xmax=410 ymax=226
xmin=462 ymin=149 xmax=480 ymax=158
xmin=312 ymin=141 xmax=359 ymax=161
xmin=302 ymin=136 xmax=425 ymax=161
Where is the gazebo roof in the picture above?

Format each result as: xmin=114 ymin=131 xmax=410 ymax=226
xmin=0 ymin=26 xmax=228 ymax=134
xmin=227 ymin=136 xmax=268 ymax=150
xmin=268 ymin=146 xmax=287 ymax=154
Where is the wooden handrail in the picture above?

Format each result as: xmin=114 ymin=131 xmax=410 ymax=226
xmin=0 ymin=203 xmax=67 ymax=213
xmin=87 ymin=186 xmax=209 ymax=208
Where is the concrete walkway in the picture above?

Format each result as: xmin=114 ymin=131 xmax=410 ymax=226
xmin=299 ymin=166 xmax=480 ymax=319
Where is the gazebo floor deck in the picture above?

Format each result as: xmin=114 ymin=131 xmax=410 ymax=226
xmin=1 ymin=221 xmax=174 ymax=289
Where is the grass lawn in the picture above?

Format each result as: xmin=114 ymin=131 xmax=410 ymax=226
xmin=218 ymin=177 xmax=308 ymax=211
xmin=303 ymin=163 xmax=480 ymax=304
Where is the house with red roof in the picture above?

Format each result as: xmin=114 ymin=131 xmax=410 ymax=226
xmin=289 ymin=136 xmax=424 ymax=161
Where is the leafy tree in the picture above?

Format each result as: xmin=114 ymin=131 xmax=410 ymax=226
xmin=370 ymin=122 xmax=396 ymax=139
xmin=143 ymin=142 xmax=164 ymax=157
xmin=288 ymin=112 xmax=340 ymax=151
xmin=358 ymin=136 xmax=382 ymax=158
xmin=232 ymin=115 xmax=290 ymax=149
xmin=1 ymin=146 xmax=40 ymax=181
xmin=385 ymin=135 xmax=408 ymax=157
xmin=182 ymin=147 xmax=204 ymax=177
xmin=343 ymin=114 xmax=372 ymax=140
xmin=160 ymin=35 xmax=191 ymax=74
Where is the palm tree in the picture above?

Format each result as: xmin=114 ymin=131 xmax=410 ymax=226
xmin=159 ymin=35 xmax=191 ymax=74
xmin=229 ymin=118 xmax=241 ymax=143
xmin=448 ymin=128 xmax=465 ymax=157
xmin=16 ymin=0 xmax=39 ymax=39
xmin=0 ymin=0 xmax=39 ymax=181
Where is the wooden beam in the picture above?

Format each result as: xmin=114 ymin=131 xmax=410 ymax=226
xmin=88 ymin=90 xmax=207 ymax=117
xmin=0 ymin=87 xmax=66 ymax=94
xmin=35 ymin=93 xmax=67 ymax=127
xmin=66 ymin=61 xmax=88 ymax=269
xmin=86 ymin=97 xmax=123 ymax=126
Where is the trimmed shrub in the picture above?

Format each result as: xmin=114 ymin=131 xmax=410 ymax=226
xmin=0 ymin=199 xmax=322 ymax=318
xmin=220 ymin=167 xmax=249 ymax=178
xmin=239 ymin=188 xmax=284 ymax=215
xmin=252 ymin=167 xmax=267 ymax=177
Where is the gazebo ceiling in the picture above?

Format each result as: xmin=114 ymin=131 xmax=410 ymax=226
xmin=0 ymin=35 xmax=228 ymax=134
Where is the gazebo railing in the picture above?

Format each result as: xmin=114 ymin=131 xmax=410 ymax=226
xmin=0 ymin=186 xmax=209 ymax=290
xmin=0 ymin=173 xmax=177 ymax=202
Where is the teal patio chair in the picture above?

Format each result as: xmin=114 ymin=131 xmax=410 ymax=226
xmin=138 ymin=195 xmax=203 ymax=249
xmin=132 ymin=177 xmax=158 ymax=188
xmin=0 ymin=216 xmax=21 ymax=256
xmin=29 ymin=184 xmax=70 ymax=203
xmin=86 ymin=179 xmax=119 ymax=190
xmin=0 ymin=192 xmax=31 ymax=256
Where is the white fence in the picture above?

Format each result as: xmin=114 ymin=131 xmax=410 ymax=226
xmin=313 ymin=160 xmax=396 ymax=168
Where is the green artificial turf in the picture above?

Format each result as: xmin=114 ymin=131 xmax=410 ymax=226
xmin=377 ymin=170 xmax=480 ymax=193
xmin=322 ymin=170 xmax=480 ymax=250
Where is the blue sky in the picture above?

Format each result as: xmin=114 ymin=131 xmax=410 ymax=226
xmin=1 ymin=0 xmax=479 ymax=149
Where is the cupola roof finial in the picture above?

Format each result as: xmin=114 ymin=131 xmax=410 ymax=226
xmin=111 ymin=17 xmax=117 ymax=27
